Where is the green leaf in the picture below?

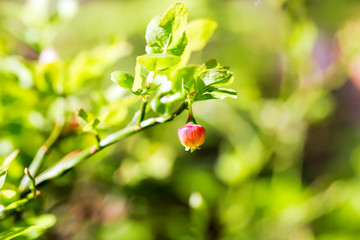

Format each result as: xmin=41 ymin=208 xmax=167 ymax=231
xmin=75 ymin=108 xmax=100 ymax=124
xmin=197 ymin=68 xmax=234 ymax=87
xmin=145 ymin=16 xmax=163 ymax=47
xmin=0 ymin=167 xmax=7 ymax=190
xmin=133 ymin=62 xmax=143 ymax=92
xmin=194 ymin=59 xmax=220 ymax=79
xmin=159 ymin=3 xmax=188 ymax=49
xmin=111 ymin=71 xmax=134 ymax=91
xmin=204 ymin=59 xmax=220 ymax=69
xmin=145 ymin=16 xmax=170 ymax=53
xmin=0 ymin=226 xmax=44 ymax=240
xmin=1 ymin=150 xmax=19 ymax=169
xmin=159 ymin=92 xmax=184 ymax=104
xmin=194 ymin=59 xmax=230 ymax=92
xmin=186 ymin=18 xmax=218 ymax=51
xmin=145 ymin=45 xmax=162 ymax=54
xmin=137 ymin=53 xmax=180 ymax=71
xmin=76 ymin=108 xmax=90 ymax=122
xmin=173 ymin=65 xmax=198 ymax=91
xmin=26 ymin=214 xmax=57 ymax=229
xmin=150 ymin=94 xmax=171 ymax=116
xmin=145 ymin=74 xmax=169 ymax=93
xmin=194 ymin=87 xmax=237 ymax=101
xmin=167 ymin=32 xmax=188 ymax=56
xmin=182 ymin=78 xmax=190 ymax=97
xmin=0 ymin=150 xmax=19 ymax=189
xmin=210 ymin=88 xmax=237 ymax=99
xmin=145 ymin=3 xmax=188 ymax=55
xmin=0 ymin=214 xmax=56 ymax=240
xmin=83 ymin=118 xmax=100 ymax=134
xmin=0 ymin=190 xmax=19 ymax=206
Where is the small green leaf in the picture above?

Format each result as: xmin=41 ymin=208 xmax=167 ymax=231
xmin=182 ymin=78 xmax=190 ymax=97
xmin=0 ymin=214 xmax=56 ymax=240
xmin=1 ymin=150 xmax=19 ymax=169
xmin=145 ymin=3 xmax=188 ymax=54
xmin=0 ymin=226 xmax=44 ymax=240
xmin=159 ymin=92 xmax=184 ymax=104
xmin=145 ymin=16 xmax=171 ymax=53
xmin=0 ymin=190 xmax=19 ymax=206
xmin=145 ymin=16 xmax=164 ymax=48
xmin=186 ymin=18 xmax=218 ymax=51
xmin=75 ymin=108 xmax=100 ymax=124
xmin=26 ymin=214 xmax=57 ymax=229
xmin=195 ymin=93 xmax=214 ymax=101
xmin=204 ymin=59 xmax=220 ymax=69
xmin=146 ymin=45 xmax=163 ymax=54
xmin=111 ymin=71 xmax=134 ymax=91
xmin=173 ymin=65 xmax=198 ymax=91
xmin=150 ymin=94 xmax=171 ymax=116
xmin=76 ymin=108 xmax=90 ymax=122
xmin=159 ymin=3 xmax=188 ymax=49
xmin=167 ymin=32 xmax=188 ymax=56
xmin=194 ymin=87 xmax=237 ymax=101
xmin=210 ymin=88 xmax=237 ymax=99
xmin=1 ymin=199 xmax=27 ymax=213
xmin=197 ymin=68 xmax=234 ymax=87
xmin=145 ymin=74 xmax=169 ymax=93
xmin=0 ymin=150 xmax=19 ymax=189
xmin=133 ymin=62 xmax=143 ymax=92
xmin=137 ymin=53 xmax=180 ymax=71
xmin=83 ymin=118 xmax=100 ymax=134
xmin=195 ymin=78 xmax=207 ymax=93
xmin=194 ymin=59 xmax=220 ymax=79
xmin=0 ymin=167 xmax=8 ymax=190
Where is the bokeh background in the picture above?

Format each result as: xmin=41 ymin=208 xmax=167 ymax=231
xmin=2 ymin=0 xmax=360 ymax=239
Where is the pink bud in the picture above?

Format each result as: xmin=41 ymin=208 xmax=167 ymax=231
xmin=177 ymin=123 xmax=206 ymax=152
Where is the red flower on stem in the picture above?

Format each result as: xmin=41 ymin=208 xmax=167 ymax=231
xmin=177 ymin=123 xmax=206 ymax=152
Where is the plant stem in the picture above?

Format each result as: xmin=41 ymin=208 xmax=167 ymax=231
xmin=21 ymin=101 xmax=188 ymax=193
xmin=186 ymin=100 xmax=197 ymax=124
xmin=95 ymin=133 xmax=101 ymax=148
xmin=136 ymin=97 xmax=148 ymax=126
xmin=19 ymin=120 xmax=64 ymax=192
xmin=136 ymin=70 xmax=155 ymax=127
xmin=24 ymin=168 xmax=37 ymax=198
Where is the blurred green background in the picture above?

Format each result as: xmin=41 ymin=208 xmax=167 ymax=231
xmin=2 ymin=0 xmax=360 ymax=239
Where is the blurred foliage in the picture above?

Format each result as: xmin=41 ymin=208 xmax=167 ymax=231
xmin=1 ymin=0 xmax=360 ymax=239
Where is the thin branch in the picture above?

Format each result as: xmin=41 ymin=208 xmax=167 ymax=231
xmin=24 ymin=168 xmax=37 ymax=198
xmin=1 ymin=101 xmax=188 ymax=222
xmin=0 ymin=102 xmax=187 ymax=220
xmin=21 ymin=101 xmax=188 ymax=193
xmin=136 ymin=97 xmax=148 ymax=126
xmin=19 ymin=120 xmax=64 ymax=192
xmin=95 ymin=133 xmax=101 ymax=148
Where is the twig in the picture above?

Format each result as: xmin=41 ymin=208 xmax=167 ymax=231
xmin=136 ymin=96 xmax=148 ymax=126
xmin=24 ymin=168 xmax=38 ymax=198
xmin=19 ymin=120 xmax=64 ymax=192
xmin=3 ymin=102 xmax=187 ymax=221
xmin=21 ymin=101 xmax=188 ymax=192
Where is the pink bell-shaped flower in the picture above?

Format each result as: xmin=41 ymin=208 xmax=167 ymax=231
xmin=177 ymin=123 xmax=206 ymax=152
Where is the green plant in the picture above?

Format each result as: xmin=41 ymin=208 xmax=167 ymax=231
xmin=0 ymin=3 xmax=236 ymax=238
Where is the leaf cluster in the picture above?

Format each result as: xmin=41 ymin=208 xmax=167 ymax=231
xmin=111 ymin=3 xmax=236 ymax=116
